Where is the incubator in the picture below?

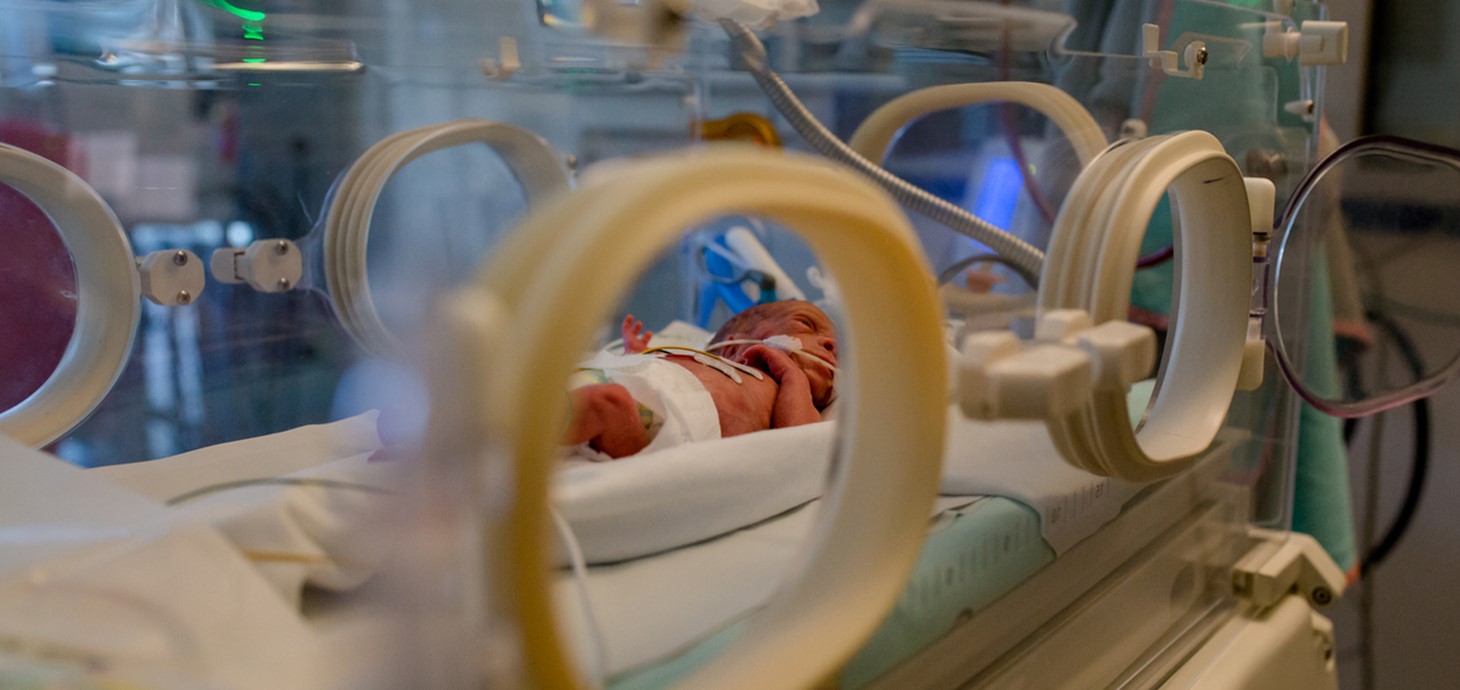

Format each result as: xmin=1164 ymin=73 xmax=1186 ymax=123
xmin=2 ymin=0 xmax=1457 ymax=689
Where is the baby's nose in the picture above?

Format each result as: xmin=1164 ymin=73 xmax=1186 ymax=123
xmin=818 ymin=336 xmax=837 ymax=356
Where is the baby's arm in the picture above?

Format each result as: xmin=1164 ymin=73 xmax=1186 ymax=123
xmin=565 ymin=384 xmax=650 ymax=459
xmin=621 ymin=315 xmax=653 ymax=354
xmin=742 ymin=345 xmax=821 ymax=428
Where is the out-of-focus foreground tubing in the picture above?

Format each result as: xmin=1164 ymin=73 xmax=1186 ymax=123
xmin=461 ymin=146 xmax=948 ymax=689
xmin=847 ymin=81 xmax=1108 ymax=169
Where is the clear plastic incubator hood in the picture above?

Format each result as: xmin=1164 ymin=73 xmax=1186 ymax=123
xmin=2 ymin=1 xmax=1455 ymax=690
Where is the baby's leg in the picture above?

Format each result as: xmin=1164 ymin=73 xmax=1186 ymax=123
xmin=565 ymin=383 xmax=650 ymax=459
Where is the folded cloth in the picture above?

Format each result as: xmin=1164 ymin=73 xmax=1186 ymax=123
xmin=91 ymin=412 xmax=383 ymax=502
xmin=90 ymin=414 xmax=396 ymax=606
xmin=1 ymin=435 xmax=316 ymax=690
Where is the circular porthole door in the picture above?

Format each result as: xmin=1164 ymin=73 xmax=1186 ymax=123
xmin=1272 ymin=135 xmax=1460 ymax=417
xmin=0 ymin=144 xmax=140 ymax=448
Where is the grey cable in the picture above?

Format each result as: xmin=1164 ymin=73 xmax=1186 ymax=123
xmin=720 ymin=19 xmax=1047 ymax=280
xmin=1358 ymin=340 xmax=1391 ymax=690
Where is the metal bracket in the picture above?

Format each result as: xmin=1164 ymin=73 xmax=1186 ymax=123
xmin=1142 ymin=23 xmax=1207 ymax=80
xmin=1232 ymin=528 xmax=1346 ymax=611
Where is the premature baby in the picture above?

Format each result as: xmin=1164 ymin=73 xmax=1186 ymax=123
xmin=564 ymin=301 xmax=838 ymax=459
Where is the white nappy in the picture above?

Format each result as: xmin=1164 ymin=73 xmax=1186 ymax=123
xmin=571 ymin=352 xmax=722 ymax=460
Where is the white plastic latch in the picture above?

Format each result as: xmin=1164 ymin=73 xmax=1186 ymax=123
xmin=1036 ymin=310 xmax=1156 ymax=390
xmin=1263 ymin=20 xmax=1349 ymax=65
xmin=210 ymin=239 xmax=303 ymax=293
xmin=1239 ymin=177 xmax=1275 ymax=391
xmin=1142 ymin=23 xmax=1206 ymax=80
xmin=958 ymin=310 xmax=1156 ymax=421
xmin=137 ymin=249 xmax=205 ymax=307
xmin=1232 ymin=528 xmax=1346 ymax=611
xmin=479 ymin=37 xmax=521 ymax=81
xmin=956 ymin=334 xmax=1091 ymax=421
xmin=1074 ymin=321 xmax=1158 ymax=391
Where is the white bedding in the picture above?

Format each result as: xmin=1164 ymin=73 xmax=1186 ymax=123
xmin=0 ymin=436 xmax=320 ymax=690
xmin=92 ymin=414 xmax=398 ymax=607
xmin=556 ymin=407 xmax=1135 ymax=564
xmin=1 ymin=396 xmax=1137 ymax=687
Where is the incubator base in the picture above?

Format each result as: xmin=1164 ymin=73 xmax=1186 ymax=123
xmin=864 ymin=430 xmax=1337 ymax=689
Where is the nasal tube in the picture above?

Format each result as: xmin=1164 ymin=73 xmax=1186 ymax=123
xmin=708 ymin=337 xmax=838 ymax=372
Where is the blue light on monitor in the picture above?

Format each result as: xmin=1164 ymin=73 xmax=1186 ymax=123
xmin=970 ymin=156 xmax=1023 ymax=231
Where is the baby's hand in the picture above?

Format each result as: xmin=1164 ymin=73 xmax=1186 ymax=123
xmin=741 ymin=344 xmax=809 ymax=390
xmin=741 ymin=344 xmax=820 ymax=427
xmin=963 ymin=266 xmax=1005 ymax=294
xmin=621 ymin=315 xmax=653 ymax=354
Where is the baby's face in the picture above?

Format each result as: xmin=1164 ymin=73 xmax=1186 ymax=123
xmin=743 ymin=303 xmax=838 ymax=408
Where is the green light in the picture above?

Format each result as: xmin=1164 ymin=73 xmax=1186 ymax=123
xmin=201 ymin=0 xmax=266 ymax=23
xmin=247 ymin=82 xmax=261 ymax=87
xmin=243 ymin=20 xmax=264 ymax=40
xmin=241 ymin=57 xmax=266 ymax=63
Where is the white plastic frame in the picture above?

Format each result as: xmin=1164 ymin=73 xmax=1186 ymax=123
xmin=433 ymin=147 xmax=948 ymax=689
xmin=0 ymin=144 xmax=140 ymax=447
xmin=324 ymin=119 xmax=572 ymax=357
xmin=1040 ymin=132 xmax=1251 ymax=482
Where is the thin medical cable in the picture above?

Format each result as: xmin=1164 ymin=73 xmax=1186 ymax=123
xmin=1350 ymin=312 xmax=1430 ymax=577
xmin=641 ymin=344 xmax=768 ymax=380
xmin=1357 ymin=334 xmax=1390 ymax=690
xmin=720 ymin=19 xmax=1046 ymax=279
xmin=704 ymin=338 xmax=839 ymax=372
xmin=549 ymin=506 xmax=609 ymax=688
xmin=164 ymin=477 xmax=393 ymax=506
xmin=935 ymin=252 xmax=1039 ymax=289
xmin=997 ymin=0 xmax=1058 ymax=225
xmin=1135 ymin=245 xmax=1174 ymax=269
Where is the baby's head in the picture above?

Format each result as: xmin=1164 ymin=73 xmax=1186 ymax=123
xmin=710 ymin=301 xmax=838 ymax=408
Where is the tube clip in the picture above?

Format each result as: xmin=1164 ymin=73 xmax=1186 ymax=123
xmin=1142 ymin=23 xmax=1206 ymax=80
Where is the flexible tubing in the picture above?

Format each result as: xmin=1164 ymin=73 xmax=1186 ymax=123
xmin=720 ymin=19 xmax=1047 ymax=280
xmin=449 ymin=146 xmax=947 ymax=690
xmin=1355 ymin=313 xmax=1429 ymax=576
xmin=0 ymin=144 xmax=140 ymax=447
xmin=847 ymin=83 xmax=1107 ymax=169
xmin=550 ymin=507 xmax=609 ymax=687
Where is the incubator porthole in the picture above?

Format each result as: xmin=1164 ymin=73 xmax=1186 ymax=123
xmin=1272 ymin=137 xmax=1460 ymax=416
xmin=546 ymin=214 xmax=849 ymax=682
xmin=1130 ymin=190 xmax=1182 ymax=430
xmin=0 ymin=180 xmax=79 ymax=415
xmin=365 ymin=144 xmax=529 ymax=341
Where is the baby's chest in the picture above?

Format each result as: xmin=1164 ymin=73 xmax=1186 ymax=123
xmin=670 ymin=360 xmax=777 ymax=434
